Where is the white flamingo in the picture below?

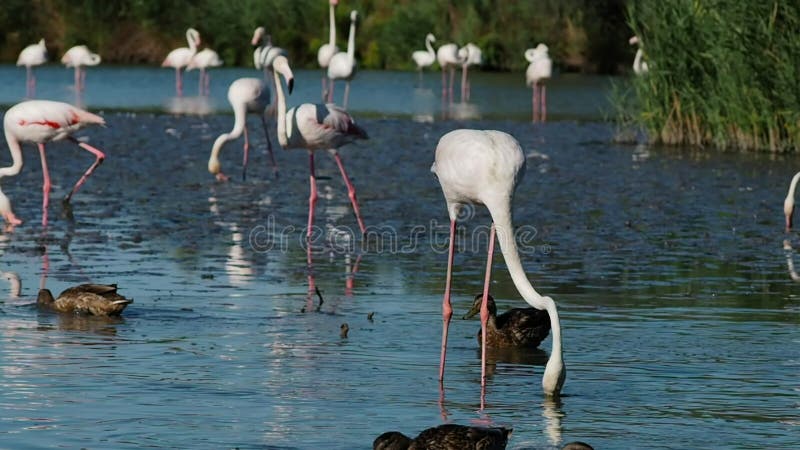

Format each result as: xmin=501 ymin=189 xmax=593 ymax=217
xmin=432 ymin=129 xmax=565 ymax=403
xmin=525 ymin=44 xmax=552 ymax=122
xmin=271 ymin=55 xmax=368 ymax=271
xmin=208 ymin=78 xmax=278 ymax=181
xmin=17 ymin=38 xmax=48 ymax=97
xmin=187 ymin=47 xmax=222 ymax=95
xmin=629 ymin=36 xmax=649 ymax=75
xmin=0 ymin=100 xmax=106 ymax=227
xmin=436 ymin=42 xmax=465 ymax=103
xmin=161 ymin=28 xmax=201 ymax=96
xmin=784 ymin=171 xmax=800 ymax=231
xmin=61 ymin=45 xmax=101 ymax=92
xmin=252 ymin=27 xmax=288 ymax=76
xmin=459 ymin=43 xmax=482 ymax=102
xmin=327 ymin=10 xmax=359 ymax=109
xmin=412 ymin=33 xmax=437 ymax=83
xmin=317 ymin=0 xmax=340 ymax=101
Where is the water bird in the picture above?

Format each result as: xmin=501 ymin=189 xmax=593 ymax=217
xmin=562 ymin=442 xmax=594 ymax=450
xmin=208 ymin=77 xmax=278 ymax=181
xmin=61 ymin=45 xmax=101 ymax=92
xmin=783 ymin=171 xmax=800 ymax=230
xmin=38 ymin=284 xmax=133 ymax=316
xmin=161 ymin=28 xmax=201 ymax=96
xmin=463 ymin=294 xmax=551 ymax=348
xmin=525 ymin=44 xmax=552 ymax=122
xmin=317 ymin=0 xmax=340 ymax=101
xmin=187 ymin=47 xmax=223 ymax=95
xmin=373 ymin=424 xmax=512 ymax=450
xmin=340 ymin=322 xmax=349 ymax=338
xmin=432 ymin=129 xmax=564 ymax=398
xmin=459 ymin=43 xmax=482 ymax=102
xmin=412 ymin=33 xmax=437 ymax=83
xmin=327 ymin=10 xmax=360 ymax=109
xmin=0 ymin=100 xmax=106 ymax=227
xmin=437 ymin=42 xmax=466 ymax=102
xmin=17 ymin=38 xmax=48 ymax=97
xmin=629 ymin=36 xmax=649 ymax=75
xmin=252 ymin=27 xmax=287 ymax=78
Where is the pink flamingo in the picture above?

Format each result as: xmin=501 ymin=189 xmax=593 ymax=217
xmin=17 ymin=38 xmax=48 ymax=98
xmin=317 ymin=0 xmax=340 ymax=101
xmin=270 ymin=55 xmax=368 ymax=273
xmin=161 ymin=28 xmax=201 ymax=96
xmin=208 ymin=78 xmax=278 ymax=181
xmin=0 ymin=100 xmax=106 ymax=227
xmin=187 ymin=48 xmax=223 ymax=96
xmin=436 ymin=43 xmax=466 ymax=103
xmin=432 ymin=129 xmax=565 ymax=405
xmin=525 ymin=44 xmax=552 ymax=122
xmin=327 ymin=10 xmax=359 ymax=109
xmin=61 ymin=45 xmax=101 ymax=92
xmin=459 ymin=43 xmax=482 ymax=102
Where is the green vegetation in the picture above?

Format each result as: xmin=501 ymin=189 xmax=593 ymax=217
xmin=0 ymin=0 xmax=630 ymax=72
xmin=625 ymin=0 xmax=800 ymax=152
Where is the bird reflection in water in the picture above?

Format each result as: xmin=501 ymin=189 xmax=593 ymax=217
xmin=783 ymin=240 xmax=800 ymax=282
xmin=163 ymin=95 xmax=214 ymax=116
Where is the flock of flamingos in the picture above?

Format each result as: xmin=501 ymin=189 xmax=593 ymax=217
xmin=8 ymin=1 xmax=784 ymax=449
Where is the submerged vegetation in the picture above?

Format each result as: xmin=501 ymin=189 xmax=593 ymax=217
xmin=625 ymin=0 xmax=800 ymax=152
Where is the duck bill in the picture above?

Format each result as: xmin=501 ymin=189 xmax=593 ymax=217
xmin=462 ymin=303 xmax=480 ymax=320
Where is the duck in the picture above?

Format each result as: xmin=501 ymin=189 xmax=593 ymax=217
xmin=463 ymin=294 xmax=550 ymax=348
xmin=37 ymin=284 xmax=133 ymax=316
xmin=374 ymin=424 xmax=512 ymax=450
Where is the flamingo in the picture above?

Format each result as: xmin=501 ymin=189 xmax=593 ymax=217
xmin=161 ymin=28 xmax=201 ymax=96
xmin=459 ymin=43 xmax=482 ymax=102
xmin=17 ymin=38 xmax=48 ymax=97
xmin=411 ymin=33 xmax=437 ymax=84
xmin=436 ymin=42 xmax=465 ymax=103
xmin=431 ymin=129 xmax=565 ymax=402
xmin=629 ymin=36 xmax=649 ymax=75
xmin=327 ymin=10 xmax=359 ymax=109
xmin=525 ymin=44 xmax=552 ymax=122
xmin=208 ymin=78 xmax=278 ymax=181
xmin=783 ymin=171 xmax=800 ymax=230
xmin=187 ymin=47 xmax=223 ymax=95
xmin=271 ymin=55 xmax=368 ymax=274
xmin=0 ymin=100 xmax=106 ymax=227
xmin=252 ymin=27 xmax=288 ymax=76
xmin=61 ymin=45 xmax=101 ymax=92
xmin=317 ymin=0 xmax=340 ymax=101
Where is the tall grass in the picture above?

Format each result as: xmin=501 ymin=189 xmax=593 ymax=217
xmin=625 ymin=0 xmax=800 ymax=152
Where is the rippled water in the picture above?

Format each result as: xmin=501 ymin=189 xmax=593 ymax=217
xmin=0 ymin=68 xmax=798 ymax=449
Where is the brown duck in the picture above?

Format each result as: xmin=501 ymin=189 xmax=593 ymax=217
xmin=38 ymin=284 xmax=133 ymax=316
xmin=374 ymin=424 xmax=512 ymax=450
xmin=463 ymin=294 xmax=550 ymax=348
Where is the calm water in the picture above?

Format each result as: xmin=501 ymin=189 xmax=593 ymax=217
xmin=0 ymin=66 xmax=798 ymax=449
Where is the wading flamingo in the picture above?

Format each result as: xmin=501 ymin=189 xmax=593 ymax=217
xmin=436 ymin=42 xmax=465 ymax=103
xmin=432 ymin=129 xmax=564 ymax=403
xmin=208 ymin=78 xmax=278 ymax=181
xmin=459 ymin=43 xmax=482 ymax=102
xmin=629 ymin=36 xmax=649 ymax=75
xmin=525 ymin=44 xmax=552 ymax=122
xmin=252 ymin=27 xmax=288 ymax=77
xmin=271 ymin=55 xmax=368 ymax=275
xmin=61 ymin=45 xmax=101 ymax=92
xmin=188 ymin=47 xmax=222 ymax=95
xmin=17 ymin=39 xmax=48 ymax=97
xmin=327 ymin=10 xmax=359 ymax=109
xmin=783 ymin=171 xmax=800 ymax=231
xmin=412 ymin=33 xmax=437 ymax=84
xmin=161 ymin=28 xmax=201 ymax=96
xmin=0 ymin=100 xmax=106 ymax=227
xmin=317 ymin=0 xmax=339 ymax=101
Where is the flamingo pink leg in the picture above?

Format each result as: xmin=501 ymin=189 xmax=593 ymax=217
xmin=38 ymin=144 xmax=51 ymax=227
xmin=321 ymin=76 xmax=328 ymax=102
xmin=449 ymin=67 xmax=456 ymax=103
xmin=343 ymin=81 xmax=351 ymax=110
xmin=461 ymin=67 xmax=467 ymax=103
xmin=441 ymin=68 xmax=447 ymax=99
xmin=63 ymin=137 xmax=105 ymax=204
xmin=327 ymin=79 xmax=335 ymax=103
xmin=175 ymin=68 xmax=183 ymax=96
xmin=26 ymin=67 xmax=35 ymax=97
xmin=541 ymin=85 xmax=547 ymax=122
xmin=330 ymin=151 xmax=366 ymax=235
xmin=307 ymin=151 xmax=318 ymax=270
xmin=439 ymin=218 xmax=457 ymax=381
xmin=260 ymin=114 xmax=278 ymax=178
xmin=533 ymin=85 xmax=541 ymax=122
xmin=241 ymin=125 xmax=250 ymax=180
xmin=479 ymin=223 xmax=496 ymax=410
xmin=80 ymin=68 xmax=87 ymax=92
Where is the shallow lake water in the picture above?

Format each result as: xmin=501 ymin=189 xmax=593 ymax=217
xmin=0 ymin=65 xmax=798 ymax=449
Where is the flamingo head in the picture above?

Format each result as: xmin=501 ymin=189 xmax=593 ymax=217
xmin=0 ymin=191 xmax=21 ymax=226
xmin=330 ymin=0 xmax=338 ymax=5
xmin=535 ymin=43 xmax=549 ymax=54
xmin=350 ymin=10 xmax=358 ymax=21
xmin=252 ymin=27 xmax=266 ymax=46
xmin=187 ymin=28 xmax=201 ymax=47
xmin=629 ymin=35 xmax=640 ymax=46
xmin=542 ymin=348 xmax=565 ymax=397
xmin=208 ymin=153 xmax=221 ymax=175
xmin=272 ymin=55 xmax=294 ymax=94
xmin=785 ymin=196 xmax=795 ymax=231
xmin=426 ymin=33 xmax=436 ymax=43
xmin=37 ymin=289 xmax=56 ymax=306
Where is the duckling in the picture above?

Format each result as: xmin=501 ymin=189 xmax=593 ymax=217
xmin=37 ymin=284 xmax=133 ymax=316
xmin=374 ymin=424 xmax=511 ymax=450
xmin=463 ymin=294 xmax=550 ymax=348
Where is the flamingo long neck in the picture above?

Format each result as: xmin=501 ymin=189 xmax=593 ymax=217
xmin=0 ymin=134 xmax=24 ymax=179
xmin=273 ymin=68 xmax=288 ymax=148
xmin=787 ymin=172 xmax=800 ymax=203
xmin=633 ymin=49 xmax=644 ymax=74
xmin=328 ymin=4 xmax=337 ymax=48
xmin=187 ymin=31 xmax=198 ymax=53
xmin=346 ymin=16 xmax=356 ymax=59
xmin=425 ymin=36 xmax=435 ymax=56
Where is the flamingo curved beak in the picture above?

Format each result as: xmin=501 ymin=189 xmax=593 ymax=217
xmin=288 ymin=78 xmax=294 ymax=94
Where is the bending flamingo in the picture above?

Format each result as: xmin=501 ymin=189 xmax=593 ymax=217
xmin=411 ymin=33 xmax=436 ymax=84
xmin=525 ymin=44 xmax=552 ymax=122
xmin=188 ymin=47 xmax=223 ymax=95
xmin=61 ymin=45 xmax=101 ymax=92
xmin=0 ymin=100 xmax=106 ymax=227
xmin=327 ymin=10 xmax=359 ymax=109
xmin=783 ymin=171 xmax=800 ymax=231
xmin=436 ymin=42 xmax=465 ymax=103
xmin=629 ymin=36 xmax=649 ymax=75
xmin=208 ymin=78 xmax=278 ymax=181
xmin=459 ymin=43 xmax=482 ymax=102
xmin=17 ymin=38 xmax=48 ymax=98
xmin=317 ymin=0 xmax=340 ymax=101
xmin=271 ymin=55 xmax=368 ymax=272
xmin=161 ymin=28 xmax=201 ymax=96
xmin=432 ymin=129 xmax=564 ymax=402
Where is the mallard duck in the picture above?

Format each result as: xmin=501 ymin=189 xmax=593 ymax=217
xmin=463 ymin=294 xmax=550 ymax=348
xmin=37 ymin=284 xmax=133 ymax=316
xmin=374 ymin=424 xmax=511 ymax=450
